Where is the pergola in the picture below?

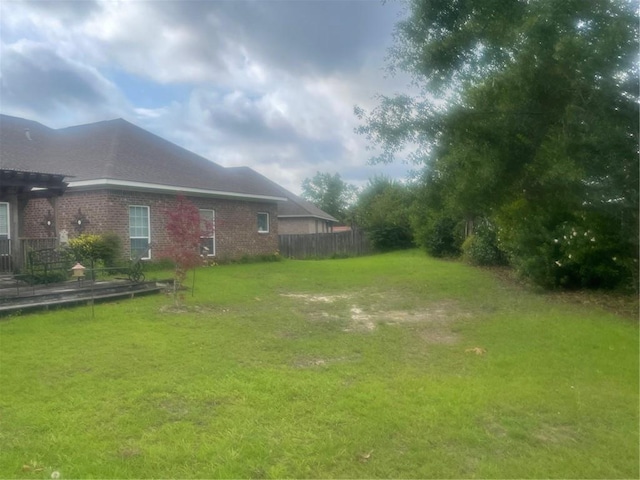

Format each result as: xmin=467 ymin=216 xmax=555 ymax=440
xmin=0 ymin=169 xmax=68 ymax=199
xmin=0 ymin=168 xmax=69 ymax=272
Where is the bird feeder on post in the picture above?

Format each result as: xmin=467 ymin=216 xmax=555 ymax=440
xmin=71 ymin=262 xmax=86 ymax=283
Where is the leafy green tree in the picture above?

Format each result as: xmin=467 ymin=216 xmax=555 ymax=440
xmin=356 ymin=176 xmax=415 ymax=251
xmin=357 ymin=0 xmax=638 ymax=288
xmin=301 ymin=172 xmax=358 ymax=223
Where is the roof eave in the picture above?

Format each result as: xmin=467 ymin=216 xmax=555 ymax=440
xmin=278 ymin=214 xmax=338 ymax=222
xmin=67 ymin=179 xmax=288 ymax=202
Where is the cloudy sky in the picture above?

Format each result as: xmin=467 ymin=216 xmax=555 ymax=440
xmin=0 ymin=0 xmax=413 ymax=194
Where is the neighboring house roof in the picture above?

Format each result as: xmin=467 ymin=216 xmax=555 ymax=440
xmin=228 ymin=167 xmax=338 ymax=223
xmin=0 ymin=115 xmax=287 ymax=202
xmin=277 ymin=193 xmax=338 ymax=223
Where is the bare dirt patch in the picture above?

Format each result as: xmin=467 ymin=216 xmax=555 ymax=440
xmin=292 ymin=355 xmax=360 ymax=369
xmin=282 ymin=292 xmax=469 ymax=343
xmin=280 ymin=293 xmax=351 ymax=303
xmin=294 ymin=357 xmax=329 ymax=368
xmin=159 ymin=304 xmax=227 ymax=315
xmin=484 ymin=421 xmax=508 ymax=439
xmin=532 ymin=424 xmax=578 ymax=444
xmin=348 ymin=301 xmax=469 ymax=342
xmin=118 ymin=446 xmax=142 ymax=459
xmin=346 ymin=306 xmax=376 ymax=332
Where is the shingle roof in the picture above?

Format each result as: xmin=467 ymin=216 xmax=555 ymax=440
xmin=0 ymin=115 xmax=286 ymax=201
xmin=228 ymin=167 xmax=338 ymax=222
xmin=0 ymin=115 xmax=69 ymax=175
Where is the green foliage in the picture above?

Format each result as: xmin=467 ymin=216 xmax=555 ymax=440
xmin=23 ymin=248 xmax=74 ymax=285
xmin=366 ymin=225 xmax=413 ymax=252
xmin=462 ymin=220 xmax=507 ymax=267
xmin=355 ymin=176 xmax=414 ymax=251
xmin=216 ymin=252 xmax=282 ymax=265
xmin=357 ymin=0 xmax=638 ymax=289
xmin=142 ymin=258 xmax=176 ymax=272
xmin=236 ymin=252 xmax=283 ymax=264
xmin=67 ymin=233 xmax=122 ymax=267
xmin=301 ymin=171 xmax=358 ymax=223
xmin=415 ymin=214 xmax=462 ymax=258
xmin=497 ymin=200 xmax=635 ymax=289
xmin=67 ymin=234 xmax=101 ymax=263
xmin=98 ymin=232 xmax=122 ymax=267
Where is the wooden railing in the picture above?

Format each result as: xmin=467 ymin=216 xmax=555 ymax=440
xmin=0 ymin=238 xmax=11 ymax=273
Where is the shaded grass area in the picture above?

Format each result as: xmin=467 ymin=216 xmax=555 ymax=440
xmin=0 ymin=250 xmax=637 ymax=478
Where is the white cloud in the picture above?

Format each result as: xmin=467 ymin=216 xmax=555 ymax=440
xmin=0 ymin=0 xmax=414 ymax=195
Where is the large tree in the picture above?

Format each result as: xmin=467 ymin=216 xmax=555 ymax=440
xmin=358 ymin=0 xmax=638 ymax=288
xmin=355 ymin=176 xmax=415 ymax=251
xmin=301 ymin=172 xmax=358 ymax=223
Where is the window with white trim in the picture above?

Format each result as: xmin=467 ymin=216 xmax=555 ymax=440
xmin=0 ymin=203 xmax=9 ymax=255
xmin=129 ymin=205 xmax=150 ymax=259
xmin=257 ymin=212 xmax=269 ymax=233
xmin=199 ymin=209 xmax=215 ymax=256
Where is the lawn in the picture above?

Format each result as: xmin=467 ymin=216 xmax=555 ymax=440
xmin=0 ymin=250 xmax=637 ymax=479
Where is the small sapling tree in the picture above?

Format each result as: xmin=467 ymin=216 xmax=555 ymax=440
xmin=159 ymin=195 xmax=212 ymax=305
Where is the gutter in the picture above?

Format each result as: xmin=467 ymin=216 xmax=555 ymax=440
xmin=278 ymin=214 xmax=338 ymax=222
xmin=67 ymin=178 xmax=288 ymax=202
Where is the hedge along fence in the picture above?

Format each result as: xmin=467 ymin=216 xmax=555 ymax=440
xmin=279 ymin=229 xmax=372 ymax=259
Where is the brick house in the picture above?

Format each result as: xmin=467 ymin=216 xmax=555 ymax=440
xmin=277 ymin=195 xmax=338 ymax=234
xmin=0 ymin=114 xmax=290 ymax=271
xmin=234 ymin=166 xmax=338 ymax=234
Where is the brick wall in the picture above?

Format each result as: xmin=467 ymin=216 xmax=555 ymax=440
xmin=23 ymin=197 xmax=57 ymax=238
xmin=24 ymin=191 xmax=115 ymax=238
xmin=24 ymin=189 xmax=279 ymax=260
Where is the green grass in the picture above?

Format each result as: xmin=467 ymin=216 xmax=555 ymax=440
xmin=1 ymin=250 xmax=637 ymax=478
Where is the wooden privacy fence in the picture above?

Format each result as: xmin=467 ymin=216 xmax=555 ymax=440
xmin=279 ymin=230 xmax=372 ymax=259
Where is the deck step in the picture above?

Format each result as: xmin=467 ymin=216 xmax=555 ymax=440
xmin=0 ymin=281 xmax=167 ymax=316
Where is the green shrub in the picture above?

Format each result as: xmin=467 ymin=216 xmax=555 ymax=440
xmin=67 ymin=233 xmax=122 ymax=266
xmin=366 ymin=225 xmax=414 ymax=252
xmin=419 ymin=216 xmax=462 ymax=258
xmin=462 ymin=220 xmax=507 ymax=266
xmin=98 ymin=233 xmax=122 ymax=267
xmin=497 ymin=201 xmax=635 ymax=290
xmin=213 ymin=252 xmax=283 ymax=265
xmin=544 ymin=223 xmax=632 ymax=289
xmin=237 ymin=252 xmax=283 ymax=264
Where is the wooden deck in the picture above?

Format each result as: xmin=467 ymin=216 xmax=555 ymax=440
xmin=0 ymin=277 xmax=166 ymax=316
